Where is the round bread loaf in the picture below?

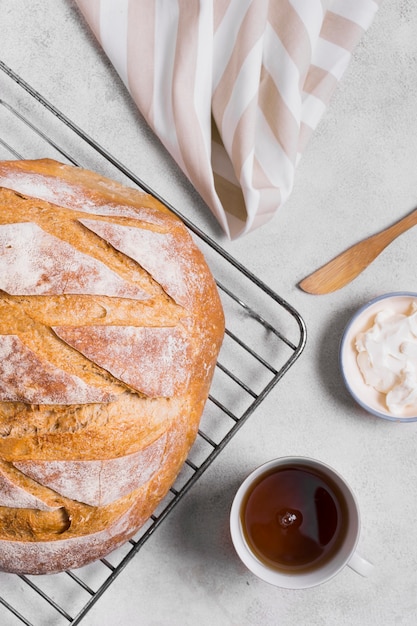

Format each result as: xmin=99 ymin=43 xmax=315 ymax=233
xmin=0 ymin=159 xmax=224 ymax=574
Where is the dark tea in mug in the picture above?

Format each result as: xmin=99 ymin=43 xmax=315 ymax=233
xmin=240 ymin=463 xmax=349 ymax=573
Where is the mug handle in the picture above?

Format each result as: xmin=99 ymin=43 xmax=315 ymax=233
xmin=347 ymin=551 xmax=374 ymax=577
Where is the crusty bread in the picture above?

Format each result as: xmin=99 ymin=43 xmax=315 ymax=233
xmin=0 ymin=159 xmax=224 ymax=574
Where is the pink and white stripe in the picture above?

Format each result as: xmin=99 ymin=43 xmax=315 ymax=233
xmin=75 ymin=0 xmax=380 ymax=239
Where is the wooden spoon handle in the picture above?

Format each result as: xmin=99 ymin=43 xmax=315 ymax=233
xmin=299 ymin=207 xmax=417 ymax=295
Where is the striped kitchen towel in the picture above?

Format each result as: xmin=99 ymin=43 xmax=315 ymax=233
xmin=74 ymin=0 xmax=380 ymax=239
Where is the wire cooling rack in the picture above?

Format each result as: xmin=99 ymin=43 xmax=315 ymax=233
xmin=0 ymin=61 xmax=306 ymax=625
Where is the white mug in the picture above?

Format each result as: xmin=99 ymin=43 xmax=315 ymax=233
xmin=230 ymin=456 xmax=373 ymax=589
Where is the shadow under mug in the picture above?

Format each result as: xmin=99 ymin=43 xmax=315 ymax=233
xmin=230 ymin=456 xmax=373 ymax=589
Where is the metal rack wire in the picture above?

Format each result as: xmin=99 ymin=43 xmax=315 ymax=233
xmin=0 ymin=61 xmax=306 ymax=625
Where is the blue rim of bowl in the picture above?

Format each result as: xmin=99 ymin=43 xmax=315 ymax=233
xmin=339 ymin=292 xmax=417 ymax=422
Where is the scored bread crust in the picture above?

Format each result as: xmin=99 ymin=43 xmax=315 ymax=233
xmin=0 ymin=159 xmax=224 ymax=574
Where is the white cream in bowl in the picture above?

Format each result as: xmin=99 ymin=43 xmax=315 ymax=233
xmin=340 ymin=293 xmax=417 ymax=421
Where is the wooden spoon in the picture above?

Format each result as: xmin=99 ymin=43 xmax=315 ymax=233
xmin=298 ymin=207 xmax=417 ymax=294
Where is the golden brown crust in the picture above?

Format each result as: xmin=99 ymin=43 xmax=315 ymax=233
xmin=0 ymin=159 xmax=224 ymax=574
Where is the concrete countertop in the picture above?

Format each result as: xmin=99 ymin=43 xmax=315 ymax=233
xmin=1 ymin=1 xmax=417 ymax=625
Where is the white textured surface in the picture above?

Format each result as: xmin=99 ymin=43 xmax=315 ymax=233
xmin=1 ymin=1 xmax=417 ymax=624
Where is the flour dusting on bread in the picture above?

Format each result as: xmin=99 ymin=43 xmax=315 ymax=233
xmin=0 ymin=159 xmax=224 ymax=574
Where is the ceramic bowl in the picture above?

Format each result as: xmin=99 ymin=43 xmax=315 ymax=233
xmin=340 ymin=292 xmax=417 ymax=422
